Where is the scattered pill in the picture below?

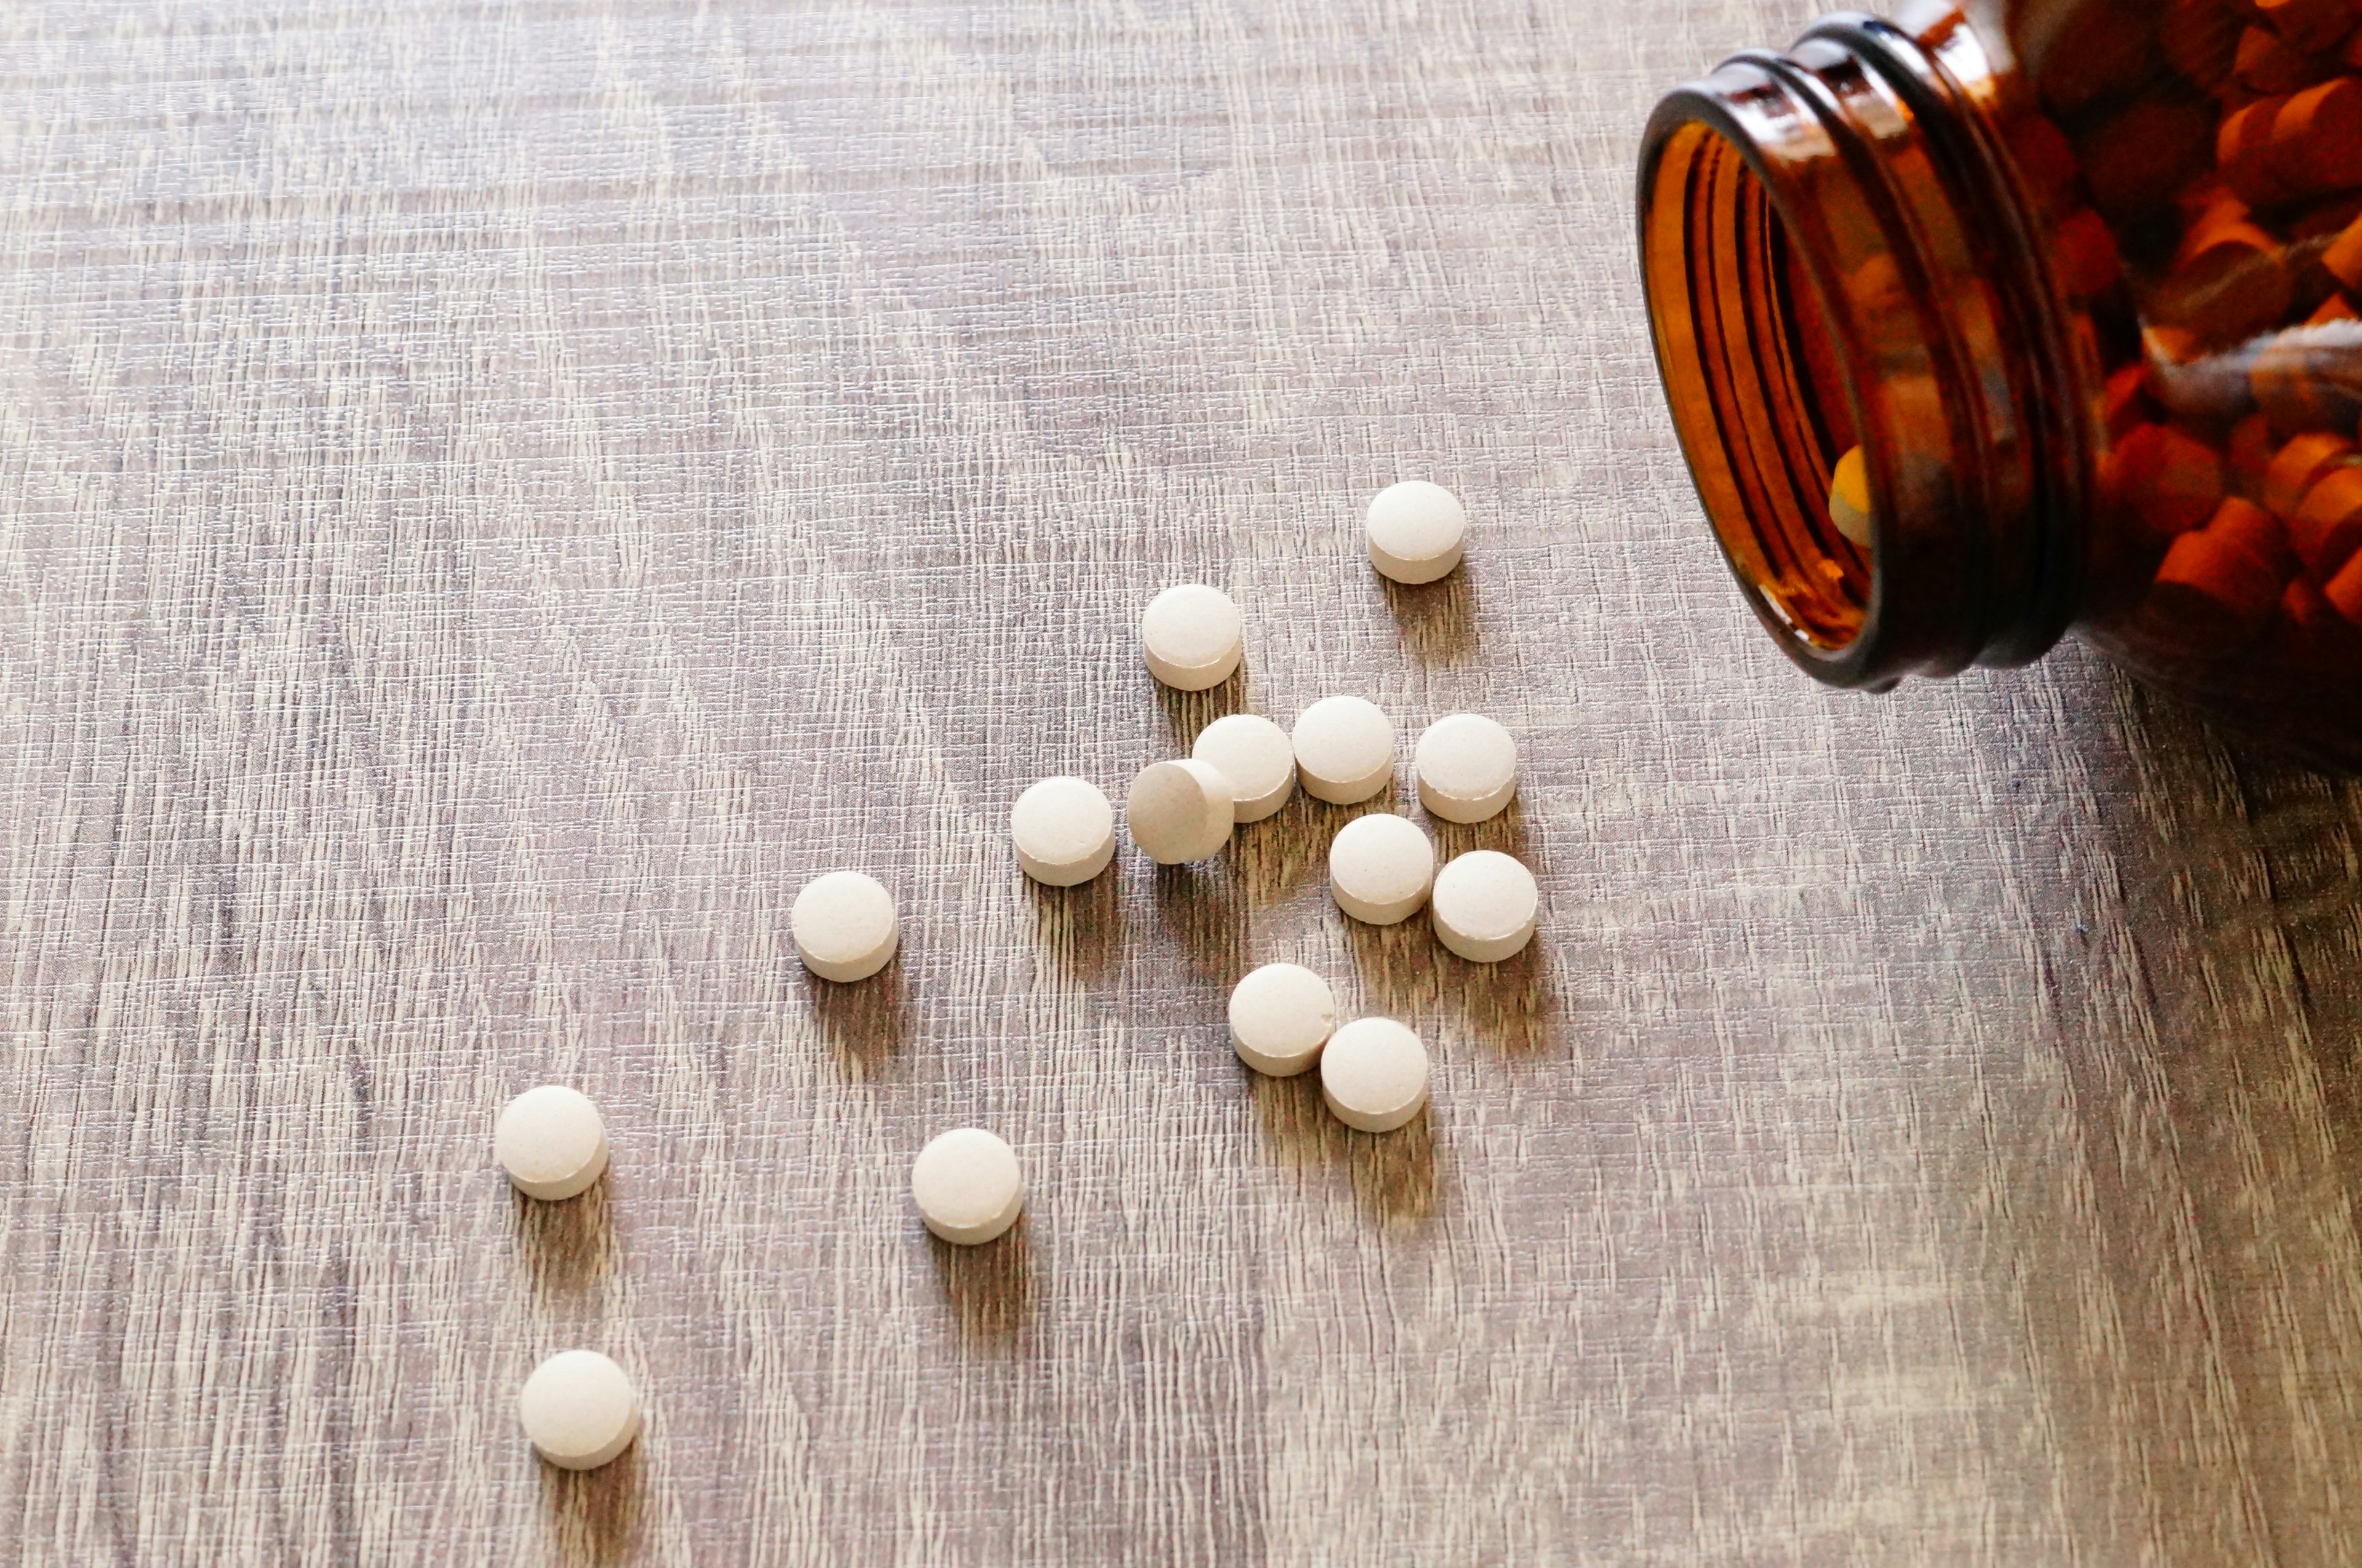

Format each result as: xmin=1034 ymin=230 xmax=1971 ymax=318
xmin=791 ymin=870 xmax=899 ymax=983
xmin=1365 ymin=481 xmax=1468 ymax=584
xmin=1126 ymin=758 xmax=1234 ymax=865
xmin=1413 ymin=714 xmax=1519 ymax=824
xmin=1227 ymin=963 xmax=1337 ymax=1077
xmin=910 ymin=1128 xmax=1025 ymax=1245
xmin=1140 ymin=583 xmax=1244 ymax=691
xmin=519 ymin=1350 xmax=642 ymax=1471
xmin=1290 ymin=696 xmax=1395 ymax=804
xmin=1010 ymin=776 xmax=1116 ymax=887
xmin=1828 ymin=446 xmax=1873 ymax=547
xmin=1319 ymin=1017 xmax=1430 ymax=1133
xmin=494 ymin=1085 xmax=610 ymax=1201
xmin=1327 ymin=812 xmax=1435 ymax=925
xmin=1430 ymin=850 xmax=1540 ymax=963
xmin=1191 ymin=713 xmax=1297 ymax=821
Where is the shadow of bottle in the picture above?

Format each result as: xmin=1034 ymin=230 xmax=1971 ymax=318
xmin=805 ymin=962 xmax=911 ymax=1083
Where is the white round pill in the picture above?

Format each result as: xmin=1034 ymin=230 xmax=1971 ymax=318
xmin=1010 ymin=776 xmax=1116 ymax=886
xmin=1366 ymin=481 xmax=1467 ymax=584
xmin=791 ymin=870 xmax=899 ymax=983
xmin=495 ymin=1085 xmax=610 ymax=1201
xmin=1191 ymin=714 xmax=1297 ymax=822
xmin=1227 ymin=963 xmax=1337 ymax=1077
xmin=1431 ymin=850 xmax=1540 ymax=963
xmin=519 ymin=1350 xmax=642 ymax=1471
xmin=1126 ymin=758 xmax=1234 ymax=865
xmin=1140 ymin=583 xmax=1244 ymax=691
xmin=1328 ymin=813 xmax=1434 ymax=925
xmin=1290 ymin=696 xmax=1395 ymax=805
xmin=1319 ymin=1017 xmax=1430 ymax=1133
xmin=1414 ymin=714 xmax=1519 ymax=824
xmin=910 ymin=1127 xmax=1025 ymax=1245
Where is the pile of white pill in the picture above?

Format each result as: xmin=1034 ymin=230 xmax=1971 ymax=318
xmin=491 ymin=480 xmax=1544 ymax=1472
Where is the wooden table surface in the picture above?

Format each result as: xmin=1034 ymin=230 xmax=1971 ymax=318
xmin=8 ymin=0 xmax=2362 ymax=1562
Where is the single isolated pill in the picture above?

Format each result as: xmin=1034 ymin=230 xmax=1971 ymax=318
xmin=519 ymin=1350 xmax=642 ymax=1471
xmin=1430 ymin=850 xmax=1540 ymax=964
xmin=1290 ymin=696 xmax=1395 ymax=805
xmin=791 ymin=870 xmax=899 ymax=983
xmin=910 ymin=1127 xmax=1025 ymax=1246
xmin=1366 ymin=481 xmax=1468 ymax=584
xmin=1829 ymin=446 xmax=1873 ymax=547
xmin=495 ymin=1085 xmax=610 ymax=1201
xmin=1010 ymin=776 xmax=1116 ymax=887
xmin=1328 ymin=812 xmax=1435 ymax=926
xmin=1320 ymin=1017 xmax=1430 ymax=1134
xmin=1227 ymin=962 xmax=1337 ymax=1077
xmin=1191 ymin=713 xmax=1297 ymax=822
xmin=1126 ymin=758 xmax=1234 ymax=865
xmin=1414 ymin=714 xmax=1519 ymax=824
xmin=1140 ymin=583 xmax=1244 ymax=691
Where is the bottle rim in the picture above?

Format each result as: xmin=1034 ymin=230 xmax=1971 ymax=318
xmin=1637 ymin=14 xmax=2087 ymax=689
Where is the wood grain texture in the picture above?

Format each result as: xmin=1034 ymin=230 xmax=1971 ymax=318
xmin=4 ymin=0 xmax=2362 ymax=1562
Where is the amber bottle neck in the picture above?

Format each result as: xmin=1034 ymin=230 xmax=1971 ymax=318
xmin=1638 ymin=10 xmax=2089 ymax=690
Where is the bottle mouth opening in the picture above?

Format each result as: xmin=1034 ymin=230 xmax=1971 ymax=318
xmin=1644 ymin=117 xmax=1873 ymax=656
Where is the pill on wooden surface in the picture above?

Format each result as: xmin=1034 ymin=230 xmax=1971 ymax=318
xmin=1009 ymin=776 xmax=1115 ymax=887
xmin=1319 ymin=1018 xmax=1429 ymax=1134
xmin=910 ymin=1128 xmax=1025 ymax=1245
xmin=1414 ymin=714 xmax=1519 ymax=824
xmin=1126 ymin=758 xmax=1234 ymax=864
xmin=791 ymin=870 xmax=899 ymax=983
xmin=1191 ymin=713 xmax=1297 ymax=822
xmin=1365 ymin=481 xmax=1467 ymax=584
xmin=1290 ymin=696 xmax=1395 ymax=805
xmin=1828 ymin=450 xmax=1872 ymax=547
xmin=1430 ymin=850 xmax=1540 ymax=964
xmin=495 ymin=1086 xmax=610 ymax=1201
xmin=519 ymin=1351 xmax=641 ymax=1471
xmin=1139 ymin=583 xmax=1244 ymax=691
xmin=1327 ymin=812 xmax=1434 ymax=926
xmin=1227 ymin=963 xmax=1337 ymax=1077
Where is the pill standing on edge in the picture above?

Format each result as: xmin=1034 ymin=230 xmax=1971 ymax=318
xmin=1328 ymin=812 xmax=1435 ymax=926
xmin=1126 ymin=758 xmax=1235 ymax=865
xmin=1140 ymin=583 xmax=1244 ymax=691
xmin=1290 ymin=696 xmax=1396 ymax=804
xmin=519 ymin=1350 xmax=642 ymax=1471
xmin=1191 ymin=713 xmax=1297 ymax=822
xmin=495 ymin=1085 xmax=610 ymax=1201
xmin=1319 ymin=1017 xmax=1430 ymax=1133
xmin=1829 ymin=446 xmax=1873 ymax=547
xmin=1010 ymin=776 xmax=1116 ymax=887
xmin=1227 ymin=963 xmax=1337 ymax=1077
xmin=910 ymin=1128 xmax=1025 ymax=1245
xmin=791 ymin=870 xmax=900 ymax=983
xmin=1366 ymin=481 xmax=1468 ymax=584
xmin=1430 ymin=850 xmax=1540 ymax=963
xmin=1413 ymin=714 xmax=1519 ymax=824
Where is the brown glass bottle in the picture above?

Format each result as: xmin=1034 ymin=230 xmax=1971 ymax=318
xmin=1639 ymin=0 xmax=2362 ymax=766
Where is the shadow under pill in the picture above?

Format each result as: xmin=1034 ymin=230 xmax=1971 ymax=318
xmin=515 ymin=1178 xmax=618 ymax=1295
xmin=541 ymin=1440 xmax=643 ymax=1567
xmin=1232 ymin=790 xmax=1330 ymax=912
xmin=806 ymin=964 xmax=910 ymax=1082
xmin=1432 ymin=938 xmax=1559 ymax=1059
xmin=1381 ymin=570 xmax=1480 ymax=667
xmin=932 ymin=1219 xmax=1035 ymax=1344
xmin=1157 ymin=664 xmax=1248 ymax=749
xmin=1028 ymin=870 xmax=1124 ymax=984
xmin=1250 ymin=1071 xmax=1438 ymax=1226
xmin=1425 ymin=795 xmax=1533 ymax=862
xmin=1151 ymin=859 xmax=1246 ymax=981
